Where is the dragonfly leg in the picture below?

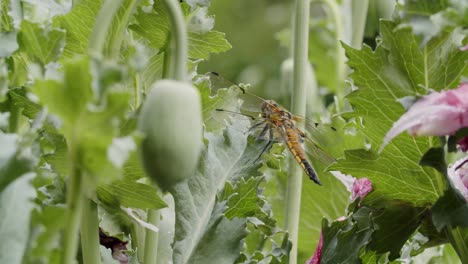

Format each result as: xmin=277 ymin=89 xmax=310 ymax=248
xmin=253 ymin=123 xmax=275 ymax=163
xmin=248 ymin=120 xmax=266 ymax=134
xmin=254 ymin=140 xmax=273 ymax=164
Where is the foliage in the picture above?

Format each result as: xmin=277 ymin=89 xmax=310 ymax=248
xmin=0 ymin=0 xmax=467 ymax=263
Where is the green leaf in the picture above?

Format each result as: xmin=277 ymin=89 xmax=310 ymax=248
xmin=0 ymin=133 xmax=38 ymax=192
xmin=129 ymin=4 xmax=170 ymax=51
xmin=17 ymin=20 xmax=65 ymax=65
xmin=221 ymin=177 xmax=263 ymax=219
xmin=54 ymin=0 xmax=103 ymax=58
xmin=188 ymin=31 xmax=231 ymax=59
xmin=33 ymin=56 xmax=132 ymax=183
xmin=0 ymin=174 xmax=36 ymax=264
xmin=432 ymin=187 xmax=468 ymax=231
xmin=333 ymin=20 xmax=468 ymax=206
xmin=365 ymin=204 xmax=428 ymax=259
xmin=97 ymin=179 xmax=167 ymax=210
xmin=321 ymin=216 xmax=374 ymax=264
xmin=23 ymin=206 xmax=66 ymax=263
xmin=170 ymin=129 xmax=264 ymax=264
xmin=130 ymin=1 xmax=230 ymax=60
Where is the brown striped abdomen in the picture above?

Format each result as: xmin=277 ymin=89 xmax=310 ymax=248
xmin=285 ymin=128 xmax=322 ymax=185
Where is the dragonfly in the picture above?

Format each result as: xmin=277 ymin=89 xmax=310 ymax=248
xmin=204 ymin=72 xmax=336 ymax=185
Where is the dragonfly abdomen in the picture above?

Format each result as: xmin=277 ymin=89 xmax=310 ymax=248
xmin=285 ymin=128 xmax=322 ymax=185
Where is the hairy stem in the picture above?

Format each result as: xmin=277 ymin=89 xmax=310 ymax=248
xmin=285 ymin=0 xmax=310 ymax=262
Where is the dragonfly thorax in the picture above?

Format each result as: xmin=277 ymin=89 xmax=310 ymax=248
xmin=261 ymin=100 xmax=294 ymax=124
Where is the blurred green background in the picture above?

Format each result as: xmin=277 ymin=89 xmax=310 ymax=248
xmin=198 ymin=0 xmax=292 ymax=100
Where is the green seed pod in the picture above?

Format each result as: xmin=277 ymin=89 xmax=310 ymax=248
xmin=138 ymin=80 xmax=203 ymax=191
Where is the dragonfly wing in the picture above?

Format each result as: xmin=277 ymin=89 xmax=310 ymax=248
xmin=205 ymin=72 xmax=267 ymax=114
xmin=213 ymin=108 xmax=284 ymax=142
xmin=303 ymin=136 xmax=336 ymax=167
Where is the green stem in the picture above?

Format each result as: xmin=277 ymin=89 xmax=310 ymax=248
xmin=322 ymin=0 xmax=346 ymax=111
xmin=143 ymin=209 xmax=161 ymax=264
xmin=162 ymin=49 xmax=172 ymax=80
xmin=445 ymin=225 xmax=468 ymax=263
xmin=130 ymin=223 xmax=146 ymax=261
xmin=88 ymin=0 xmax=124 ymax=58
xmin=8 ymin=103 xmax=22 ymax=133
xmin=350 ymin=0 xmax=369 ymax=49
xmin=161 ymin=0 xmax=188 ymax=81
xmin=80 ymin=199 xmax=100 ymax=264
xmin=62 ymin=161 xmax=85 ymax=264
xmin=285 ymin=0 xmax=310 ymax=262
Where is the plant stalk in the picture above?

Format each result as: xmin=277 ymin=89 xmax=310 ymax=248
xmin=285 ymin=0 xmax=310 ymax=262
xmin=350 ymin=0 xmax=369 ymax=49
xmin=62 ymin=159 xmax=85 ymax=264
xmin=161 ymin=0 xmax=188 ymax=81
xmin=8 ymin=104 xmax=22 ymax=133
xmin=88 ymin=0 xmax=124 ymax=58
xmin=322 ymin=0 xmax=346 ymax=111
xmin=81 ymin=199 xmax=101 ymax=264
xmin=143 ymin=209 xmax=161 ymax=264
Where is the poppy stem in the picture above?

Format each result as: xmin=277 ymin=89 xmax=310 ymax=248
xmin=285 ymin=0 xmax=310 ymax=262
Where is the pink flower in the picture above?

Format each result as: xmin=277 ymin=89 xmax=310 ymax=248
xmin=448 ymin=157 xmax=468 ymax=201
xmin=331 ymin=171 xmax=373 ymax=202
xmin=306 ymin=233 xmax=323 ymax=264
xmin=352 ymin=178 xmax=373 ymax=201
xmin=380 ymin=83 xmax=468 ymax=152
xmin=305 ymin=174 xmax=372 ymax=263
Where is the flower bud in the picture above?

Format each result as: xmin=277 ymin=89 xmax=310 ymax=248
xmin=138 ymin=80 xmax=203 ymax=191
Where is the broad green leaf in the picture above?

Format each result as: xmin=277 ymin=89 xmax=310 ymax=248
xmin=97 ymin=179 xmax=167 ymax=210
xmin=17 ymin=20 xmax=65 ymax=65
xmin=188 ymin=31 xmax=231 ymax=59
xmin=332 ymin=20 xmax=468 ymax=206
xmin=432 ymin=187 xmax=468 ymax=231
xmin=55 ymin=0 xmax=139 ymax=59
xmin=0 ymin=174 xmax=36 ymax=264
xmin=364 ymin=204 xmax=429 ymax=259
xmin=130 ymin=1 xmax=231 ymax=60
xmin=321 ymin=215 xmax=374 ymax=264
xmin=54 ymin=0 xmax=103 ymax=58
xmin=129 ymin=4 xmax=170 ymax=51
xmin=170 ymin=129 xmax=264 ymax=264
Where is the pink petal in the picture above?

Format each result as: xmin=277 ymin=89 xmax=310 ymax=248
xmin=306 ymin=233 xmax=323 ymax=264
xmin=331 ymin=172 xmax=373 ymax=202
xmin=352 ymin=178 xmax=373 ymax=201
xmin=380 ymin=84 xmax=468 ymax=152
xmin=448 ymin=157 xmax=468 ymax=201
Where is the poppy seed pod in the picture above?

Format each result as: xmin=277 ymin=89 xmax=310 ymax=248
xmin=138 ymin=80 xmax=203 ymax=191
